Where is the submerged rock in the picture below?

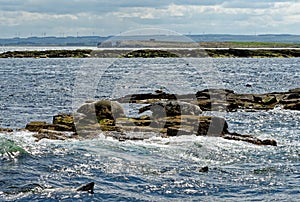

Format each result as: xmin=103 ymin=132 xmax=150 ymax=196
xmin=222 ymin=133 xmax=277 ymax=146
xmin=2 ymin=182 xmax=95 ymax=195
xmin=76 ymin=182 xmax=95 ymax=194
xmin=199 ymin=166 xmax=209 ymax=172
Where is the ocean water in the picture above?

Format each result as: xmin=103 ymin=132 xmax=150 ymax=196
xmin=0 ymin=56 xmax=299 ymax=201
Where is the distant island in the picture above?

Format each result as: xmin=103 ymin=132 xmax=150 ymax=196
xmin=1 ymin=34 xmax=300 ymax=58
xmin=1 ymin=34 xmax=300 ymax=46
xmin=1 ymin=48 xmax=300 ymax=58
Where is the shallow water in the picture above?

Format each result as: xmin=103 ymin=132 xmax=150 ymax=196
xmin=0 ymin=57 xmax=299 ymax=201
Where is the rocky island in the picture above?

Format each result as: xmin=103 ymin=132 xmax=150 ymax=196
xmin=3 ymin=88 xmax=299 ymax=146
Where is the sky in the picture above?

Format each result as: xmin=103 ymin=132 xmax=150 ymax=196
xmin=0 ymin=0 xmax=300 ymax=38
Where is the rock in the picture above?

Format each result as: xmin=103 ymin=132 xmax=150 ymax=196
xmin=167 ymin=127 xmax=192 ymax=136
xmin=0 ymin=128 xmax=13 ymax=132
xmin=3 ymin=181 xmax=95 ymax=195
xmin=53 ymin=114 xmax=76 ymax=131
xmin=25 ymin=122 xmax=73 ymax=132
xmin=116 ymin=92 xmax=178 ymax=103
xmin=197 ymin=116 xmax=228 ymax=136
xmin=34 ymin=129 xmax=78 ymax=141
xmin=76 ymin=182 xmax=95 ymax=194
xmin=139 ymin=101 xmax=202 ymax=117
xmin=289 ymin=88 xmax=300 ymax=93
xmin=222 ymin=133 xmax=277 ymax=146
xmin=262 ymin=96 xmax=277 ymax=105
xmin=122 ymin=49 xmax=178 ymax=58
xmin=285 ymin=93 xmax=300 ymax=100
xmin=283 ymin=103 xmax=300 ymax=110
xmin=199 ymin=166 xmax=209 ymax=172
xmin=25 ymin=121 xmax=47 ymax=132
xmin=19 ymin=88 xmax=289 ymax=146
xmin=77 ymin=100 xmax=125 ymax=121
xmin=116 ymin=89 xmax=299 ymax=111
xmin=196 ymin=89 xmax=234 ymax=97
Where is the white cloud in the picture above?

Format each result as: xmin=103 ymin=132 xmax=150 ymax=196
xmin=0 ymin=0 xmax=299 ymax=37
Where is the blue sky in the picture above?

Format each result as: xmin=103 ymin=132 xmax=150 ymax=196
xmin=0 ymin=0 xmax=299 ymax=38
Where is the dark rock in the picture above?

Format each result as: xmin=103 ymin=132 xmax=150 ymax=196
xmin=167 ymin=127 xmax=192 ymax=136
xmin=76 ymin=182 xmax=95 ymax=194
xmin=53 ymin=114 xmax=76 ymax=131
xmin=197 ymin=116 xmax=228 ymax=136
xmin=284 ymin=103 xmax=300 ymax=110
xmin=222 ymin=133 xmax=277 ymax=146
xmin=25 ymin=122 xmax=73 ymax=132
xmin=34 ymin=129 xmax=78 ymax=141
xmin=25 ymin=122 xmax=47 ymax=132
xmin=285 ymin=93 xmax=300 ymax=100
xmin=280 ymin=98 xmax=300 ymax=104
xmin=289 ymin=88 xmax=300 ymax=93
xmin=116 ymin=92 xmax=178 ymax=103
xmin=0 ymin=128 xmax=13 ymax=132
xmin=196 ymin=89 xmax=234 ymax=99
xmin=139 ymin=101 xmax=202 ymax=117
xmin=199 ymin=166 xmax=209 ymax=172
xmin=122 ymin=49 xmax=178 ymax=58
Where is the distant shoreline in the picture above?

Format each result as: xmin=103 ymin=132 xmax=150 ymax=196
xmin=1 ymin=48 xmax=300 ymax=58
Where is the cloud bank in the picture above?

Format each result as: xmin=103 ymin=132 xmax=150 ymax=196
xmin=0 ymin=0 xmax=299 ymax=37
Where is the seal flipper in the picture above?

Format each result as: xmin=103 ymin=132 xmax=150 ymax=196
xmin=76 ymin=182 xmax=94 ymax=194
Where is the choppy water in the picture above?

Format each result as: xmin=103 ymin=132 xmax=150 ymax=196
xmin=0 ymin=56 xmax=299 ymax=201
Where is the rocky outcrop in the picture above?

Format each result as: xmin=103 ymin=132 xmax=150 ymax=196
xmin=115 ymin=88 xmax=300 ymax=111
xmin=23 ymin=111 xmax=276 ymax=146
xmin=25 ymin=121 xmax=74 ymax=132
xmin=12 ymin=90 xmax=285 ymax=146
xmin=25 ymin=121 xmax=78 ymax=141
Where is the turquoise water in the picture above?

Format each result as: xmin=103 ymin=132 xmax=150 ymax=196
xmin=0 ymin=57 xmax=299 ymax=201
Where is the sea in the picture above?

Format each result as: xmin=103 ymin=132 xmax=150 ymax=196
xmin=0 ymin=47 xmax=299 ymax=201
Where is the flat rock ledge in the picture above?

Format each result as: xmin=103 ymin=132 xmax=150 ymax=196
xmin=2 ymin=88 xmax=291 ymax=146
xmin=20 ymin=105 xmax=276 ymax=146
xmin=115 ymin=88 xmax=300 ymax=111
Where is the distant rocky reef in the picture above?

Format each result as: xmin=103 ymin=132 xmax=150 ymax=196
xmin=1 ymin=48 xmax=300 ymax=58
xmin=0 ymin=49 xmax=93 ymax=58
